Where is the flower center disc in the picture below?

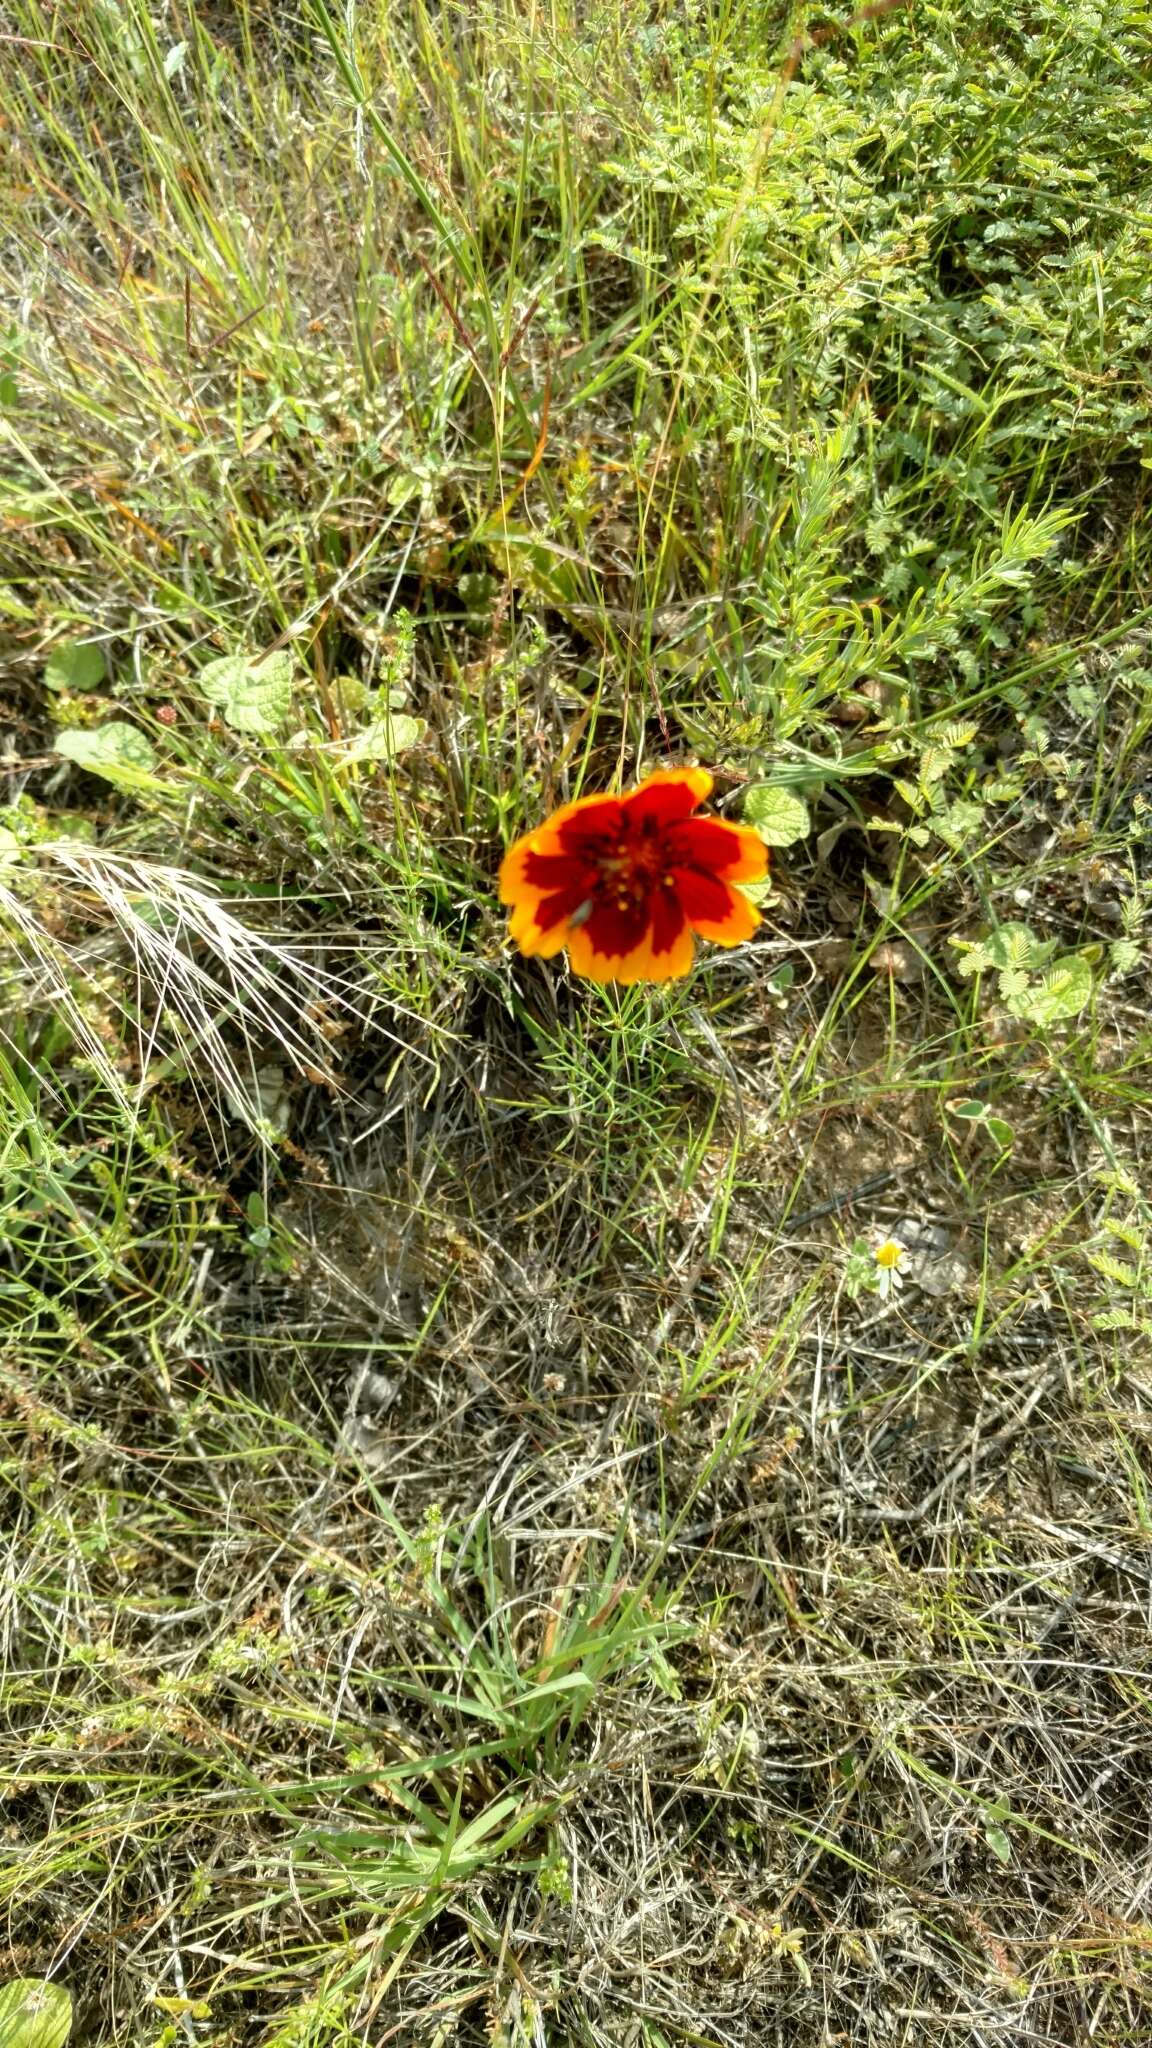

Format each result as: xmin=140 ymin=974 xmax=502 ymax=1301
xmin=601 ymin=822 xmax=665 ymax=907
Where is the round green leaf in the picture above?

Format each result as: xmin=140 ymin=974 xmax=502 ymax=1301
xmin=743 ymin=785 xmax=811 ymax=848
xmin=947 ymin=1098 xmax=988 ymax=1122
xmin=0 ymin=1980 xmax=73 ymax=2048
xmin=45 ymin=640 xmax=107 ymax=693
xmin=55 ymin=722 xmax=160 ymax=790
xmin=199 ymin=650 xmax=295 ymax=734
xmin=344 ymin=713 xmax=426 ymax=764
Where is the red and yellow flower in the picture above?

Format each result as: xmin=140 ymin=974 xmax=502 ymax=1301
xmin=499 ymin=767 xmax=768 ymax=984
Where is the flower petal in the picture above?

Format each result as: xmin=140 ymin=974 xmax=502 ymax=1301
xmin=507 ymin=897 xmax=544 ymax=943
xmin=667 ymin=816 xmax=768 ymax=881
xmin=499 ymin=840 xmax=593 ymax=934
xmin=579 ymin=898 xmax=651 ymax=959
xmin=519 ymin=848 xmax=590 ymax=891
xmin=500 ymin=791 xmax=626 ymax=884
xmin=514 ymin=907 xmax=577 ymax=958
xmin=670 ymin=868 xmax=733 ymax=923
xmin=649 ymin=877 xmax=688 ymax=959
xmin=614 ymin=921 xmax=695 ymax=983
xmin=498 ymin=838 xmax=548 ymax=907
xmin=513 ymin=877 xmax=589 ymax=940
xmin=624 ymin=767 xmax=713 ymax=827
xmin=647 ymin=918 xmax=696 ymax=981
xmin=554 ymin=796 xmax=626 ymax=856
xmin=673 ymin=868 xmax=760 ymax=945
xmin=563 ymin=882 xmax=695 ymax=984
xmin=567 ymin=912 xmax=695 ymax=984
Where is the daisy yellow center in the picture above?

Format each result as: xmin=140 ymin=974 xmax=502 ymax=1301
xmin=873 ymin=1238 xmax=905 ymax=1270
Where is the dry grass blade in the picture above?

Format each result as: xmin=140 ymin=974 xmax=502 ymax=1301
xmin=5 ymin=843 xmax=364 ymax=1133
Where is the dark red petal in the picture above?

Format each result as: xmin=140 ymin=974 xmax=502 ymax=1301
xmin=521 ymin=848 xmax=593 ymax=890
xmin=649 ymin=883 xmax=688 ymax=957
xmin=666 ymin=817 xmax=750 ymax=873
xmin=536 ymin=877 xmax=593 ymax=932
xmin=626 ymin=777 xmax=705 ymax=828
xmin=582 ymin=896 xmax=651 ymax=958
xmin=669 ymin=866 xmax=734 ymax=923
xmin=556 ymin=798 xmax=625 ymax=854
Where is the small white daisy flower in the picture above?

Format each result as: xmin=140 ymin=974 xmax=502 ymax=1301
xmin=872 ymin=1235 xmax=908 ymax=1302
